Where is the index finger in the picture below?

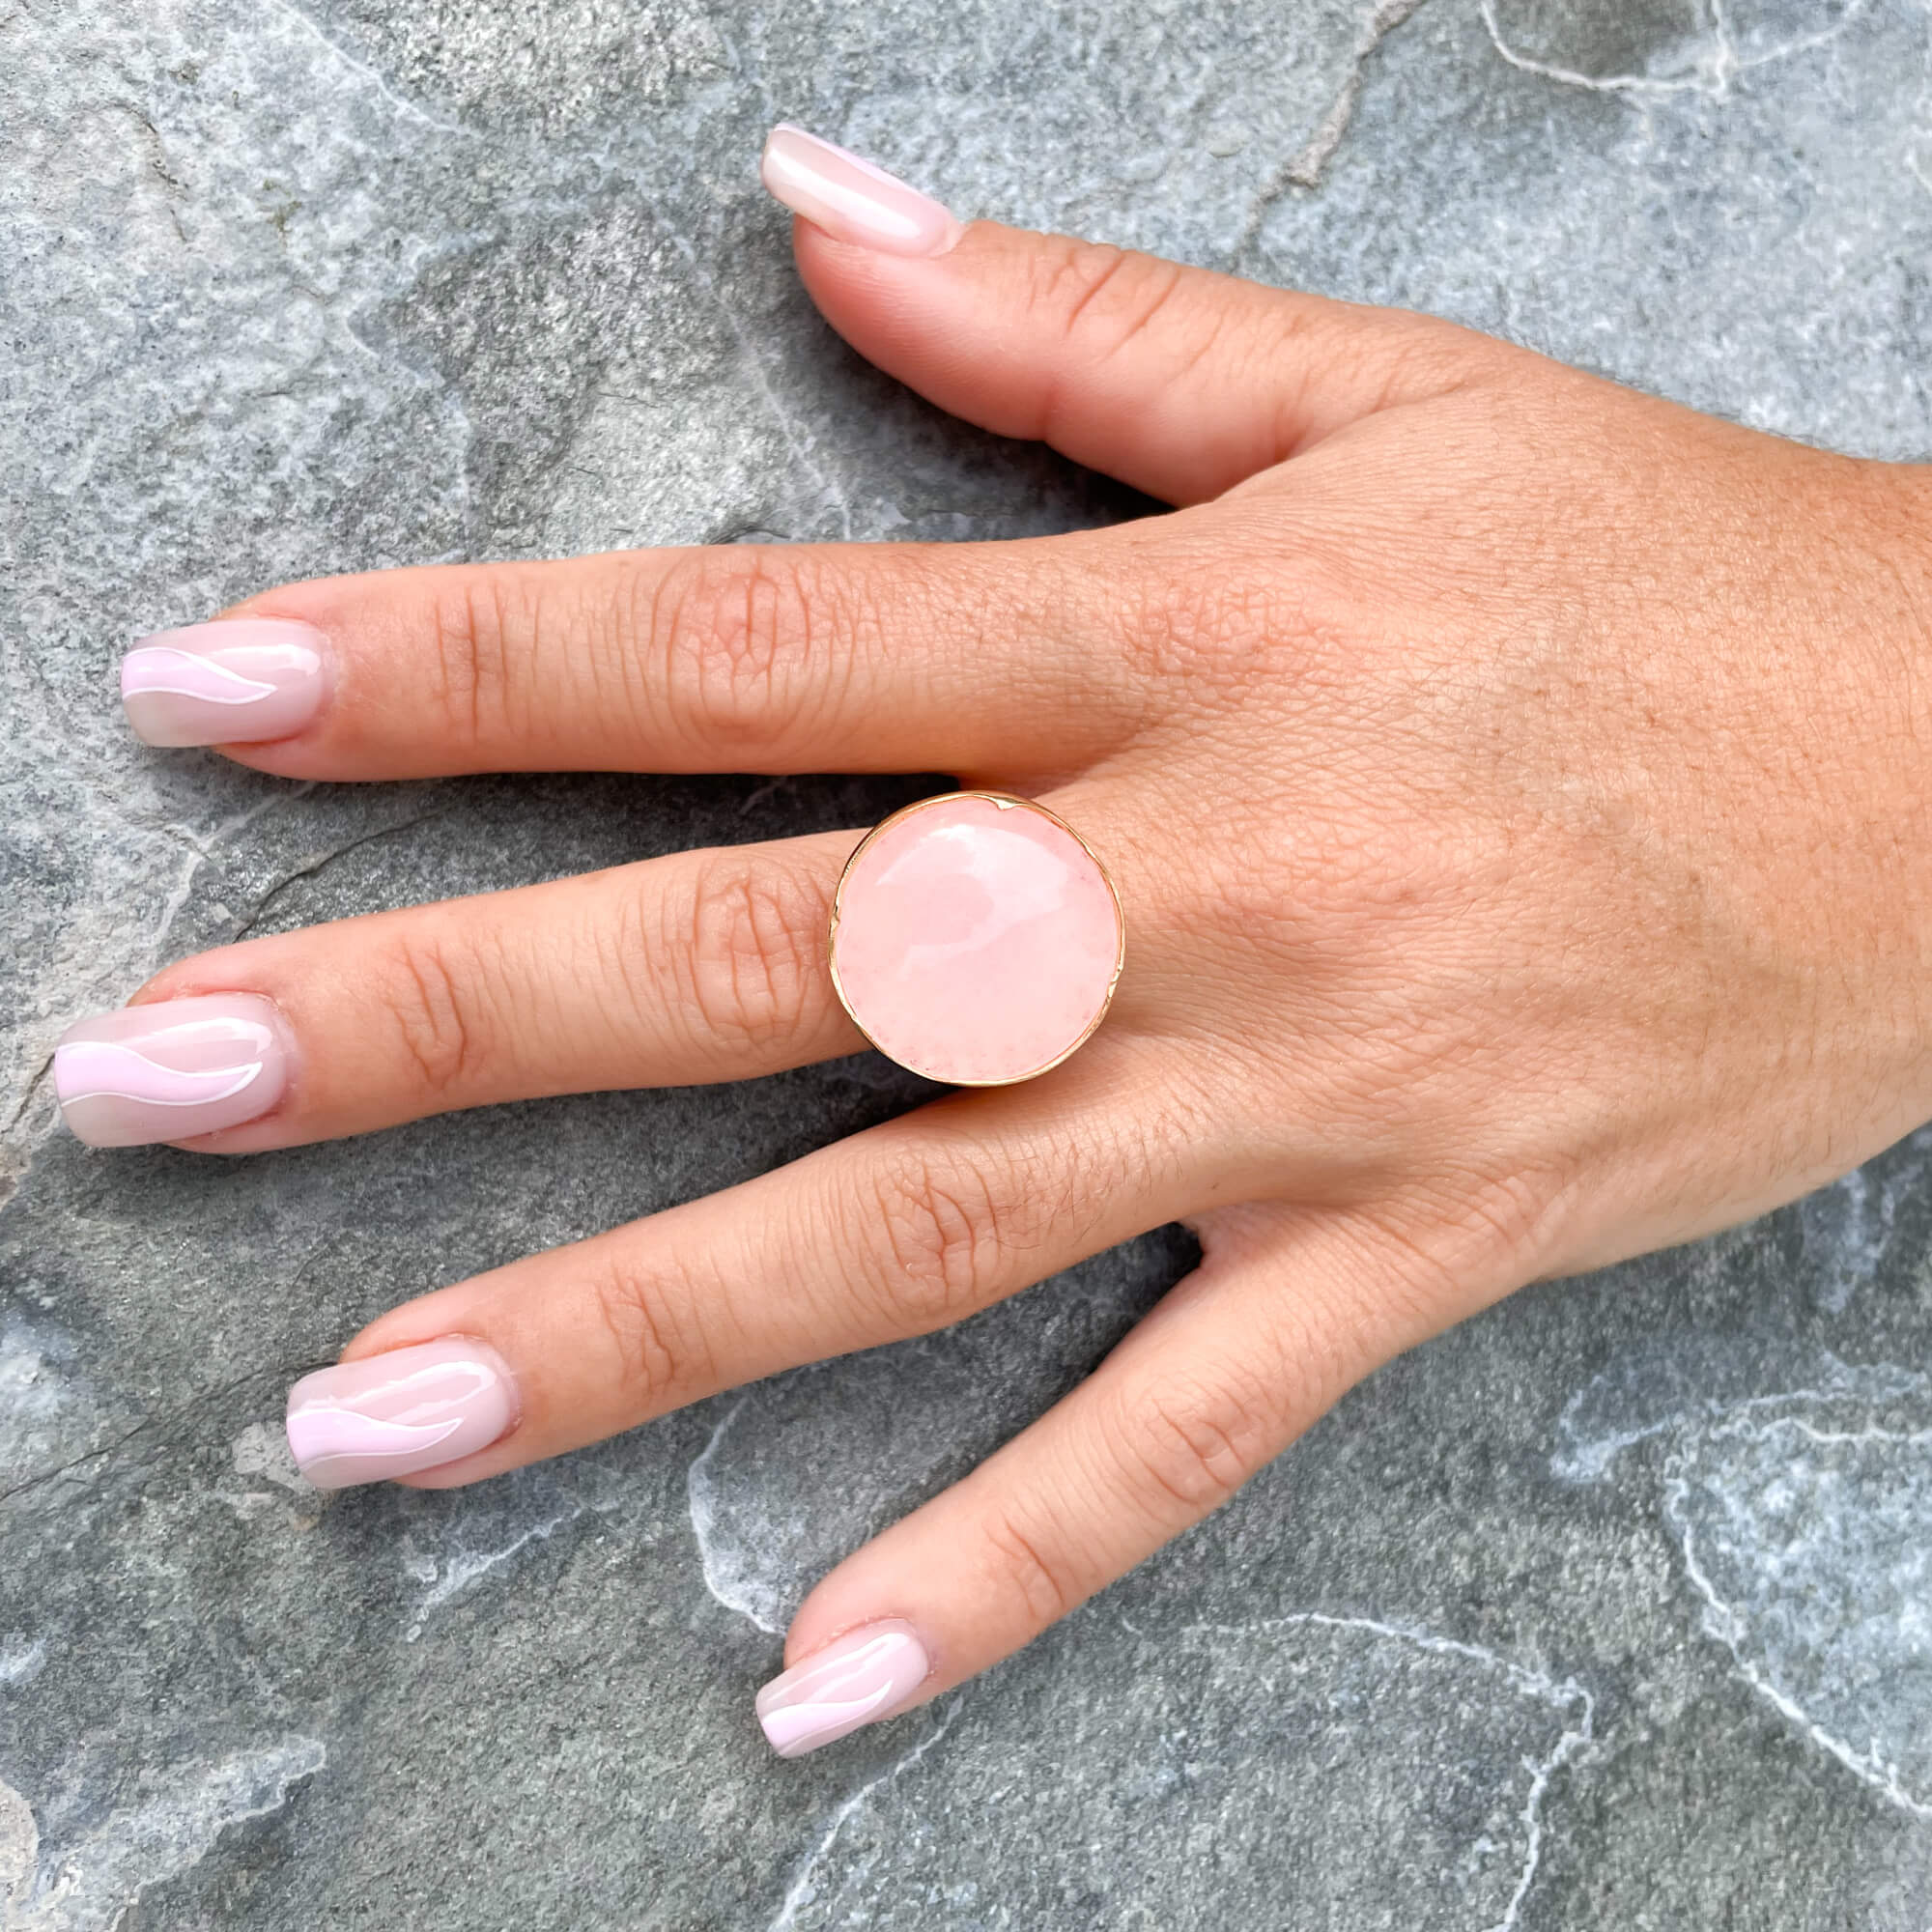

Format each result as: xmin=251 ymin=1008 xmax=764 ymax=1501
xmin=123 ymin=535 xmax=1137 ymax=780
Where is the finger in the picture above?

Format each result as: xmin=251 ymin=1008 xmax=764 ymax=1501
xmin=144 ymin=534 xmax=1129 ymax=781
xmin=287 ymin=1056 xmax=1215 ymax=1492
xmin=86 ymin=759 xmax=1152 ymax=1154
xmin=751 ymin=1203 xmax=1520 ymax=1756
xmin=762 ymin=129 xmax=1501 ymax=506
xmin=68 ymin=829 xmax=868 ymax=1152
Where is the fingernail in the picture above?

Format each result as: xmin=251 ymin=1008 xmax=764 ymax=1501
xmin=121 ymin=618 xmax=328 ymax=747
xmin=54 ymin=995 xmax=294 ymax=1148
xmin=759 ymin=125 xmax=964 ymax=258
xmin=754 ymin=1620 xmax=931 ymax=1758
xmin=285 ymin=1338 xmax=519 ymax=1491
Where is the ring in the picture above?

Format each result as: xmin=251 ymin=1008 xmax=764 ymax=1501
xmin=827 ymin=791 xmax=1126 ymax=1087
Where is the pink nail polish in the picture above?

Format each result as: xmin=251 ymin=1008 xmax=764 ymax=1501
xmin=54 ymin=995 xmax=294 ymax=1148
xmin=121 ymin=618 xmax=328 ymax=747
xmin=754 ymin=1620 xmax=931 ymax=1758
xmin=285 ymin=1338 xmax=519 ymax=1490
xmin=759 ymin=125 xmax=964 ymax=258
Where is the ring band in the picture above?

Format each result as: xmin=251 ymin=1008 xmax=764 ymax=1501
xmin=827 ymin=791 xmax=1126 ymax=1088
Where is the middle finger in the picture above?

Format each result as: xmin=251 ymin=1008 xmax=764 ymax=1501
xmin=63 ymin=829 xmax=871 ymax=1152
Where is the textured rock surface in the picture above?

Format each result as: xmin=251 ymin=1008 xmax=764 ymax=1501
xmin=4 ymin=0 xmax=1932 ymax=1925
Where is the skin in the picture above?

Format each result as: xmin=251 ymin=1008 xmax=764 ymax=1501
xmin=128 ymin=216 xmax=1932 ymax=1720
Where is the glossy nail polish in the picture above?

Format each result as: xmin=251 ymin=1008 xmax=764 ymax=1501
xmin=53 ymin=995 xmax=294 ymax=1148
xmin=285 ymin=1338 xmax=519 ymax=1490
xmin=754 ymin=1620 xmax=931 ymax=1758
xmin=759 ymin=125 xmax=964 ymax=258
xmin=121 ymin=618 xmax=327 ymax=747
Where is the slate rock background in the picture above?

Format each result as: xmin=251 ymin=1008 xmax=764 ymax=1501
xmin=4 ymin=1 xmax=1932 ymax=1925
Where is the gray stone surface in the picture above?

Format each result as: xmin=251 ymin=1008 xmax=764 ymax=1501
xmin=3 ymin=0 xmax=1931 ymax=1923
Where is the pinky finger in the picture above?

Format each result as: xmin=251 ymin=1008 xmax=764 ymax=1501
xmin=753 ymin=1203 xmax=1495 ymax=1759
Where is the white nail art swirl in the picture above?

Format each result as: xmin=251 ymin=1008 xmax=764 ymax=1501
xmin=285 ymin=1410 xmax=468 ymax=1477
xmin=754 ymin=1624 xmax=931 ymax=1757
xmin=759 ymin=1679 xmax=901 ymax=1754
xmin=53 ymin=1040 xmax=265 ymax=1107
xmin=120 ymin=646 xmax=281 ymax=704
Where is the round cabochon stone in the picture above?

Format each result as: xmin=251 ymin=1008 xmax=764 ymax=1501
xmin=830 ymin=792 xmax=1125 ymax=1086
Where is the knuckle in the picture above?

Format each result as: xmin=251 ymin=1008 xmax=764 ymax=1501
xmin=1349 ymin=1216 xmax=1470 ymax=1346
xmin=423 ymin=570 xmax=527 ymax=743
xmin=1253 ymin=310 xmax=1495 ymax=454
xmin=1362 ymin=315 xmax=1503 ymax=413
xmin=976 ymin=1500 xmax=1077 ymax=1627
xmin=673 ymin=855 xmax=831 ymax=1055
xmin=645 ymin=549 xmax=838 ymax=755
xmin=1036 ymin=237 xmax=1127 ymax=328
xmin=1115 ymin=540 xmax=1355 ymax=705
xmin=585 ymin=1259 xmax=692 ymax=1414
xmin=860 ymin=1153 xmax=1014 ymax=1331
xmin=1113 ymin=1368 xmax=1276 ymax=1518
xmin=1400 ymin=1158 xmax=1582 ymax=1290
xmin=1037 ymin=238 xmax=1184 ymax=366
xmin=373 ymin=929 xmax=483 ymax=1101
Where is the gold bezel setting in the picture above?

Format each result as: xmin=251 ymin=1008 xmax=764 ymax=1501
xmin=826 ymin=790 xmax=1127 ymax=1088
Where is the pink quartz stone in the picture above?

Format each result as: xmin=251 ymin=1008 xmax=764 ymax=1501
xmin=830 ymin=793 xmax=1124 ymax=1086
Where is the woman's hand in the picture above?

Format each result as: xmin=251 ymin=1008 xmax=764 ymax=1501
xmin=61 ymin=127 xmax=1932 ymax=1756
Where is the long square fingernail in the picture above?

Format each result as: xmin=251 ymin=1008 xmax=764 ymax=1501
xmin=759 ymin=125 xmax=964 ymax=258
xmin=754 ymin=1620 xmax=931 ymax=1758
xmin=54 ymin=995 xmax=294 ymax=1148
xmin=286 ymin=1338 xmax=519 ymax=1490
xmin=122 ymin=618 xmax=328 ymax=747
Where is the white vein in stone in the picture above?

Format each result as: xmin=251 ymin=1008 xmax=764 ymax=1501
xmin=764 ymin=1695 xmax=968 ymax=1932
xmin=1480 ymin=0 xmax=1873 ymax=101
xmin=1495 ymin=1685 xmax=1594 ymax=1932
xmin=1798 ymin=1122 xmax=1932 ymax=1313
xmin=257 ymin=0 xmax=470 ymax=137
xmin=770 ymin=1609 xmax=1592 ymax=1929
xmin=8 ymin=1735 xmax=325 ymax=1931
xmin=1663 ymin=1407 xmax=1932 ymax=1819
xmin=1221 ymin=1610 xmax=1593 ymax=1932
xmin=663 ymin=230 xmax=857 ymax=544
xmin=1563 ymin=1346 xmax=1932 ymax=1819
xmin=405 ymin=1502 xmax=584 ymax=1638
xmin=0 ymin=1775 xmax=39 ymax=1920
xmin=685 ymin=1392 xmax=784 ymax=1635
xmin=151 ymin=781 xmax=315 ymax=952
xmin=0 ymin=1318 xmax=98 ymax=1504
xmin=0 ymin=1636 xmax=46 ymax=1688
xmin=1285 ymin=0 xmax=1435 ymax=189
xmin=1549 ymin=1351 xmax=1930 ymax=1486
xmin=229 ymin=1419 xmax=309 ymax=1492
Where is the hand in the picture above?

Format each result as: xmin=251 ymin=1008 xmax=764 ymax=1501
xmin=64 ymin=126 xmax=1932 ymax=1757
